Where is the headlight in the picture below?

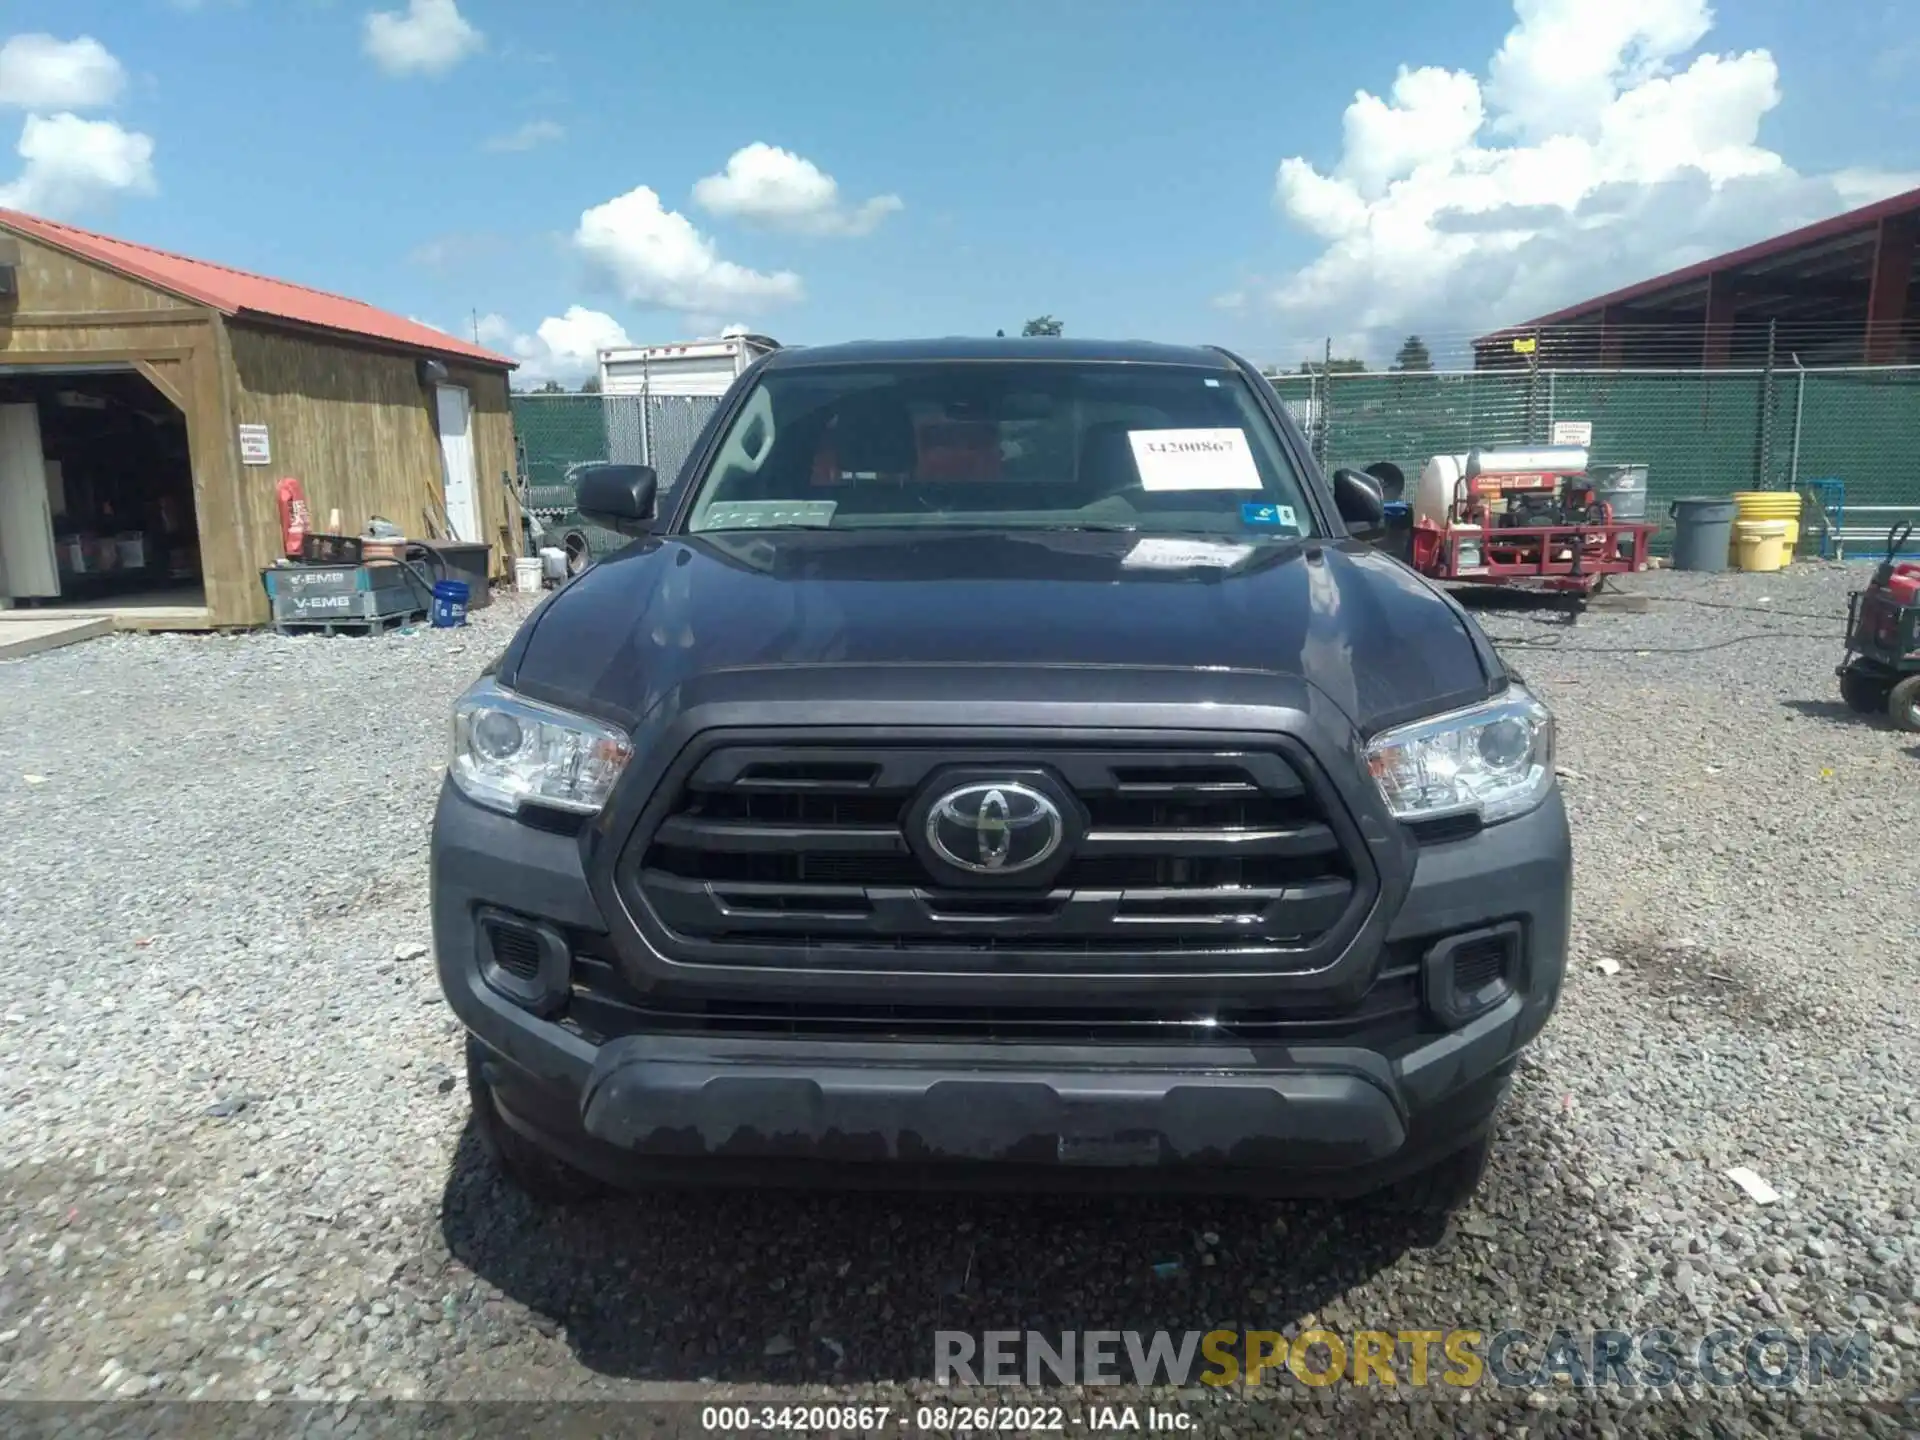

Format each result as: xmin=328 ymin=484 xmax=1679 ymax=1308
xmin=1364 ymin=685 xmax=1554 ymax=824
xmin=449 ymin=676 xmax=633 ymax=816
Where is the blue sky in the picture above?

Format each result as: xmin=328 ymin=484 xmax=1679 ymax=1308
xmin=0 ymin=0 xmax=1914 ymax=381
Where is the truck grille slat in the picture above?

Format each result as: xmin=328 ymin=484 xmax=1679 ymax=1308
xmin=567 ymin=955 xmax=1423 ymax=1044
xmin=1078 ymin=826 xmax=1340 ymax=858
xmin=654 ymin=815 xmax=905 ymax=854
xmin=624 ymin=742 xmax=1369 ymax=973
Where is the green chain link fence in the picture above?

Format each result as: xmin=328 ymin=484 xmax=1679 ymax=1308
xmin=511 ymin=392 xmax=726 ymax=566
xmin=510 ymin=370 xmax=1920 ymax=560
xmin=512 ymin=395 xmax=613 ymax=509
xmin=1269 ymin=365 xmax=1920 ymax=553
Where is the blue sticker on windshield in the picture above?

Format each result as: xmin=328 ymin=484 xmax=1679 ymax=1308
xmin=1242 ymin=502 xmax=1297 ymax=529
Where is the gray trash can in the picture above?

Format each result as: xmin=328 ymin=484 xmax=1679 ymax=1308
xmin=1591 ymin=463 xmax=1649 ymax=520
xmin=1669 ymin=496 xmax=1738 ymax=572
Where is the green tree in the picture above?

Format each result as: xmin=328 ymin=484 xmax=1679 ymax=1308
xmin=1021 ymin=315 xmax=1064 ymax=337
xmin=578 ymin=376 xmax=602 ymax=394
xmin=1392 ymin=334 xmax=1434 ymax=371
xmin=1297 ymin=357 xmax=1367 ymax=375
xmin=533 ymin=379 xmax=565 ymax=394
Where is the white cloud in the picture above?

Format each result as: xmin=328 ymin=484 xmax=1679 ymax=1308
xmin=574 ymin=184 xmax=803 ymax=313
xmin=473 ymin=312 xmax=514 ymax=347
xmin=719 ymin=322 xmax=750 ymax=338
xmin=0 ymin=111 xmax=156 ymax=218
xmin=1485 ymin=0 xmax=1713 ymax=142
xmin=1262 ymin=0 xmax=1912 ymax=359
xmin=1832 ymin=168 xmax=1920 ymax=208
xmin=0 ymin=34 xmax=125 ymax=110
xmin=479 ymin=305 xmax=631 ymax=385
xmin=363 ymin=0 xmax=483 ymax=79
xmin=692 ymin=142 xmax=902 ymax=237
xmin=483 ymin=119 xmax=563 ymax=153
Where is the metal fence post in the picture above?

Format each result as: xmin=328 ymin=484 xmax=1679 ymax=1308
xmin=1305 ymin=366 xmax=1320 ymax=468
xmin=1313 ymin=340 xmax=1331 ymax=465
xmin=1788 ymin=353 xmax=1806 ymax=492
xmin=640 ymin=354 xmax=654 ymax=470
xmin=1524 ymin=333 xmax=1541 ymax=443
xmin=1757 ymin=318 xmax=1777 ymax=488
xmin=1318 ymin=371 xmax=1334 ymax=467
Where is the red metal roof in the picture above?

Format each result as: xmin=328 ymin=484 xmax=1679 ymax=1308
xmin=1496 ymin=183 xmax=1920 ymax=333
xmin=0 ymin=208 xmax=515 ymax=368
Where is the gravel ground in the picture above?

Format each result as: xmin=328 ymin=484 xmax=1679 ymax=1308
xmin=1 ymin=566 xmax=1917 ymax=1437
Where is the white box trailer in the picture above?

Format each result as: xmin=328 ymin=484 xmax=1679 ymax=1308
xmin=598 ymin=334 xmax=781 ymax=398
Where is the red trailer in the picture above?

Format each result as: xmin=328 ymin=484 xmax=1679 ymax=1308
xmin=1406 ymin=446 xmax=1659 ymax=595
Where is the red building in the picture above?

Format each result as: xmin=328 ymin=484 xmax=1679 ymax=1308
xmin=1477 ymin=186 xmax=1919 ymax=370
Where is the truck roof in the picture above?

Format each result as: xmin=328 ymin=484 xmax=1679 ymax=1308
xmin=762 ymin=337 xmax=1237 ymax=370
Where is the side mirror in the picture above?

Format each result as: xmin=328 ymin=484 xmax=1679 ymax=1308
xmin=576 ymin=463 xmax=657 ymax=536
xmin=1331 ymin=467 xmax=1386 ymax=536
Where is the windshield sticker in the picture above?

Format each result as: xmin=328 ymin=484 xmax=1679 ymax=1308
xmin=700 ymin=500 xmax=838 ymax=530
xmin=1128 ymin=428 xmax=1263 ymax=492
xmin=1240 ymin=502 xmax=1299 ymax=530
xmin=1121 ymin=538 xmax=1255 ymax=571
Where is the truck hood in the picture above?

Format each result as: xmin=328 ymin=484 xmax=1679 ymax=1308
xmin=503 ymin=529 xmax=1497 ymax=734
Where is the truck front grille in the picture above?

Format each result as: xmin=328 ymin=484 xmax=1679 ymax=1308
xmin=622 ymin=741 xmax=1370 ymax=973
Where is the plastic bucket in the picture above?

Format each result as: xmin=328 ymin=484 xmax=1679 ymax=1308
xmin=430 ymin=579 xmax=470 ymax=628
xmin=513 ymin=556 xmax=543 ymax=594
xmin=1734 ymin=519 xmax=1789 ymax=573
xmin=1669 ymin=496 xmax=1738 ymax=572
xmin=1380 ymin=501 xmax=1414 ymax=562
xmin=1733 ymin=490 xmax=1801 ymax=559
xmin=1590 ymin=464 xmax=1648 ymax=520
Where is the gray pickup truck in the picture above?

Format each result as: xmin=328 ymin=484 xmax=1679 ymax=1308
xmin=438 ymin=337 xmax=1570 ymax=1208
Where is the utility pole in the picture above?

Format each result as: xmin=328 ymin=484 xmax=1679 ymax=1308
xmin=471 ymin=309 xmax=480 ymax=344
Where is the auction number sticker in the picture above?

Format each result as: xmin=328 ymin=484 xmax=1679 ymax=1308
xmin=1127 ymin=428 xmax=1262 ymax=491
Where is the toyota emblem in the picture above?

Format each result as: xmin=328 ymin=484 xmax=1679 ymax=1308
xmin=925 ymin=781 xmax=1064 ymax=875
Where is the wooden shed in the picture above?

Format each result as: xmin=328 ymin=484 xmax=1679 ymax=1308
xmin=0 ymin=208 xmax=519 ymax=630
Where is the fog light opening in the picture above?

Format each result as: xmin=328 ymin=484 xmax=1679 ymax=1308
xmin=1422 ymin=922 xmax=1523 ymax=1028
xmin=476 ymin=908 xmax=573 ymax=1016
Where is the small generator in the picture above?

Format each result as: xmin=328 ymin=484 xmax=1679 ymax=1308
xmin=1838 ymin=521 xmax=1920 ymax=732
xmin=1406 ymin=446 xmax=1659 ymax=595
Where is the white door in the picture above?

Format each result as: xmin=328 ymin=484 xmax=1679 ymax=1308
xmin=434 ymin=385 xmax=481 ymax=543
xmin=0 ymin=403 xmax=60 ymax=599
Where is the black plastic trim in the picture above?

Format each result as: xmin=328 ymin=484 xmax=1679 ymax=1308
xmin=1422 ymin=920 xmax=1523 ymax=1028
xmin=476 ymin=907 xmax=573 ymax=1017
xmin=577 ymin=1033 xmax=1408 ymax=1167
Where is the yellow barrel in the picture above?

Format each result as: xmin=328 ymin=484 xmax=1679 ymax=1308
xmin=1733 ymin=490 xmax=1802 ymax=559
xmin=1734 ymin=519 xmax=1789 ymax=572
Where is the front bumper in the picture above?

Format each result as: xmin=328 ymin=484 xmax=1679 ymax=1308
xmin=434 ymin=780 xmax=1570 ymax=1194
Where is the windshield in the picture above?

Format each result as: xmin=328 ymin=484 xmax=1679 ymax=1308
xmin=682 ymin=361 xmax=1317 ymax=538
